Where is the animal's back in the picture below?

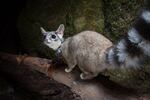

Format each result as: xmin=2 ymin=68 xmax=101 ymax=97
xmin=71 ymin=31 xmax=112 ymax=56
xmin=63 ymin=31 xmax=112 ymax=73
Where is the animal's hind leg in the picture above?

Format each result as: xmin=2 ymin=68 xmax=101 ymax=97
xmin=80 ymin=72 xmax=98 ymax=80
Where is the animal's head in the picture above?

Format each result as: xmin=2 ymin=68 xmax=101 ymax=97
xmin=40 ymin=24 xmax=65 ymax=50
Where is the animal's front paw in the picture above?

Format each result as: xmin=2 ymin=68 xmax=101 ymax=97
xmin=80 ymin=73 xmax=86 ymax=80
xmin=65 ymin=68 xmax=72 ymax=73
xmin=80 ymin=73 xmax=96 ymax=80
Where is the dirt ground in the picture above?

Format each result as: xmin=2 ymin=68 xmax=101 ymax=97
xmin=52 ymin=66 xmax=150 ymax=100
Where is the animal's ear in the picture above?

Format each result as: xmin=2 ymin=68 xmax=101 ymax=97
xmin=40 ymin=27 xmax=47 ymax=36
xmin=56 ymin=24 xmax=65 ymax=38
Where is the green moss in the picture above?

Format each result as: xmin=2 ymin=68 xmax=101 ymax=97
xmin=103 ymin=0 xmax=144 ymax=42
xmin=74 ymin=17 xmax=86 ymax=32
xmin=103 ymin=65 xmax=150 ymax=93
xmin=64 ymin=0 xmax=104 ymax=37
xmin=72 ymin=0 xmax=104 ymax=33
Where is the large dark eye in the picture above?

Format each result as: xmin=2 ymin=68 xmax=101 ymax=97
xmin=51 ymin=34 xmax=56 ymax=39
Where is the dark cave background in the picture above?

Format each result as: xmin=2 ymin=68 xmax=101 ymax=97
xmin=0 ymin=0 xmax=27 ymax=53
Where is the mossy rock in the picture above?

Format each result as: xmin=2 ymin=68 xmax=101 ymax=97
xmin=17 ymin=0 xmax=104 ymax=58
xmin=102 ymin=0 xmax=150 ymax=93
xmin=103 ymin=0 xmax=144 ymax=42
xmin=103 ymin=65 xmax=150 ymax=93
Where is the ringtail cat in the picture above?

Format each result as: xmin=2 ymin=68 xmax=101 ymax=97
xmin=40 ymin=25 xmax=113 ymax=79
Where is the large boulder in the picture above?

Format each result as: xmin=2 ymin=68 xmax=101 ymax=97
xmin=17 ymin=0 xmax=104 ymax=58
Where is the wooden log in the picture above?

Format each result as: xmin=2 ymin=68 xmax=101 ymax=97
xmin=0 ymin=52 xmax=81 ymax=100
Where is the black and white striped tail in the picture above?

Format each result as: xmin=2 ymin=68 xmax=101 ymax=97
xmin=106 ymin=6 xmax=150 ymax=69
